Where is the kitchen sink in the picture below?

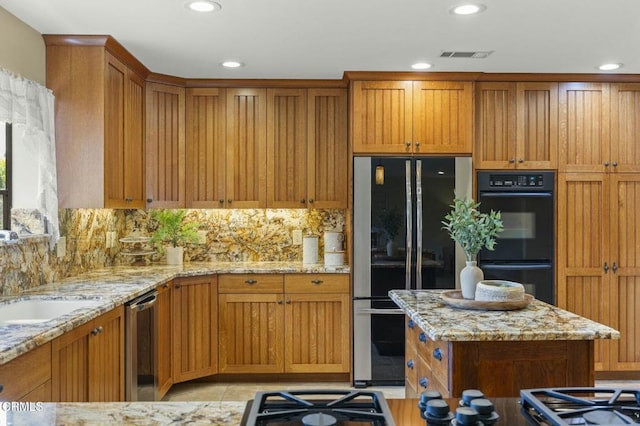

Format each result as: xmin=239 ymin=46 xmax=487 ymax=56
xmin=0 ymin=298 xmax=102 ymax=325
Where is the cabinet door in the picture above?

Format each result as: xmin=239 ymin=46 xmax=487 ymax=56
xmin=610 ymin=83 xmax=640 ymax=173
xmin=475 ymin=82 xmax=517 ymax=169
xmin=146 ymin=83 xmax=185 ymax=208
xmin=186 ymin=88 xmax=227 ymax=208
xmin=172 ymin=276 xmax=218 ymax=383
xmin=559 ymin=83 xmax=610 ymax=172
xmin=266 ymin=88 xmax=308 ymax=208
xmin=0 ymin=342 xmax=51 ymax=401
xmin=608 ymin=174 xmax=640 ymax=371
xmin=307 ymin=89 xmax=348 ymax=209
xmin=156 ymin=282 xmax=173 ymax=399
xmin=284 ymin=293 xmax=350 ymax=373
xmin=226 ymin=88 xmax=267 ymax=208
xmin=351 ymin=81 xmax=413 ymax=154
xmin=556 ymin=173 xmax=611 ymax=370
xmin=413 ymin=81 xmax=473 ymax=154
xmin=218 ymin=293 xmax=284 ymax=373
xmin=516 ymin=82 xmax=558 ymax=169
xmin=88 ymin=306 xmax=125 ymax=402
xmin=51 ymin=322 xmax=90 ymax=401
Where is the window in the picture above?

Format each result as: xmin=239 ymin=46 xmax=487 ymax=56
xmin=0 ymin=122 xmax=11 ymax=230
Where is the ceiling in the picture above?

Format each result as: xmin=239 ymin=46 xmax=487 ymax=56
xmin=1 ymin=0 xmax=639 ymax=80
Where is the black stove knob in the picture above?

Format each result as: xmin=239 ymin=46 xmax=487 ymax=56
xmin=470 ymin=398 xmax=500 ymax=425
xmin=424 ymin=399 xmax=454 ymax=425
xmin=454 ymin=406 xmax=480 ymax=425
xmin=418 ymin=390 xmax=443 ymax=419
xmin=461 ymin=389 xmax=484 ymax=406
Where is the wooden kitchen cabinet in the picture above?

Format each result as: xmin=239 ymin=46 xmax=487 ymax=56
xmin=0 ymin=342 xmax=51 ymax=401
xmin=475 ymin=82 xmax=558 ymax=169
xmin=172 ymin=275 xmax=218 ymax=383
xmin=351 ymin=80 xmax=473 ymax=154
xmin=146 ymin=82 xmax=186 ymax=208
xmin=51 ymin=306 xmax=124 ymax=402
xmin=218 ymin=274 xmax=350 ymax=374
xmin=609 ymin=83 xmax=640 ymax=173
xmin=45 ymin=36 xmax=147 ymax=208
xmin=156 ymin=281 xmax=173 ymax=399
xmin=557 ymin=173 xmax=640 ymax=372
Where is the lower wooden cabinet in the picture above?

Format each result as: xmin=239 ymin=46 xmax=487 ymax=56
xmin=218 ymin=274 xmax=350 ymax=374
xmin=51 ymin=306 xmax=124 ymax=402
xmin=172 ymin=275 xmax=218 ymax=383
xmin=0 ymin=342 xmax=52 ymax=401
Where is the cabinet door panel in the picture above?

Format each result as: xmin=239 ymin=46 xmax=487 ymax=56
xmin=610 ymin=84 xmax=640 ymax=172
xmin=517 ymin=82 xmax=558 ymax=169
xmin=52 ymin=333 xmax=90 ymax=402
xmin=559 ymin=83 xmax=610 ymax=172
xmin=146 ymin=83 xmax=185 ymax=208
xmin=186 ymin=88 xmax=227 ymax=208
xmin=351 ymin=81 xmax=413 ymax=154
xmin=104 ymin=55 xmax=126 ymax=207
xmin=267 ymin=88 xmax=307 ymax=208
xmin=88 ymin=308 xmax=124 ymax=402
xmin=475 ymin=82 xmax=516 ymax=169
xmin=284 ymin=293 xmax=350 ymax=373
xmin=226 ymin=88 xmax=267 ymax=208
xmin=307 ymin=89 xmax=348 ymax=209
xmin=413 ymin=81 xmax=473 ymax=154
xmin=124 ymin=71 xmax=145 ymax=207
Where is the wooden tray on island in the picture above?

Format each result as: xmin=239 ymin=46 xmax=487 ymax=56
xmin=441 ymin=290 xmax=534 ymax=311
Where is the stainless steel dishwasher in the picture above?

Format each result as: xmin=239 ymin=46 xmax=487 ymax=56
xmin=125 ymin=289 xmax=158 ymax=401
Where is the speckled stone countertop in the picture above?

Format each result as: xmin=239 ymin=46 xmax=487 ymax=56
xmin=0 ymin=262 xmax=349 ymax=365
xmin=4 ymin=401 xmax=246 ymax=425
xmin=389 ymin=290 xmax=620 ymax=341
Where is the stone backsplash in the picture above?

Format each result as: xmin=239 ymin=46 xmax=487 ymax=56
xmin=0 ymin=208 xmax=346 ymax=297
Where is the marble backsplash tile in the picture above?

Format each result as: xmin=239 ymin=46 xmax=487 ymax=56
xmin=0 ymin=208 xmax=346 ymax=297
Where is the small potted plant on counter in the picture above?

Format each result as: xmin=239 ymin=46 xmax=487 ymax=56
xmin=149 ymin=209 xmax=200 ymax=265
xmin=442 ymin=197 xmax=503 ymax=299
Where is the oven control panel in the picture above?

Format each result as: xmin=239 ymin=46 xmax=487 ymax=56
xmin=489 ymin=174 xmax=544 ymax=187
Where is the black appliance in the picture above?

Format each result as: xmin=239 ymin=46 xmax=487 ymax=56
xmin=477 ymin=171 xmax=555 ymax=305
xmin=125 ymin=289 xmax=158 ymax=401
xmin=353 ymin=157 xmax=472 ymax=386
xmin=240 ymin=389 xmax=395 ymax=425
xmin=521 ymin=387 xmax=640 ymax=425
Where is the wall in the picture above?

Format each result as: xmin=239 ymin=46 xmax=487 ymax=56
xmin=0 ymin=208 xmax=346 ymax=297
xmin=0 ymin=7 xmax=45 ymax=84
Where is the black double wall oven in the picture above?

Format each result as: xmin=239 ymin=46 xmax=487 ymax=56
xmin=477 ymin=171 xmax=555 ymax=305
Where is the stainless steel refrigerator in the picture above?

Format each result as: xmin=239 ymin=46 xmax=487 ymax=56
xmin=353 ymin=156 xmax=471 ymax=387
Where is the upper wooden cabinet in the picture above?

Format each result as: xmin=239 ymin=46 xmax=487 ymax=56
xmin=267 ymin=88 xmax=348 ymax=209
xmin=475 ymin=82 xmax=558 ymax=170
xmin=45 ymin=36 xmax=147 ymax=208
xmin=146 ymin=83 xmax=185 ymax=208
xmin=351 ymin=80 xmax=473 ymax=154
xmin=609 ymin=83 xmax=640 ymax=173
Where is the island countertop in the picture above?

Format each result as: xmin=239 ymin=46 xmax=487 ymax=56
xmin=389 ymin=289 xmax=620 ymax=341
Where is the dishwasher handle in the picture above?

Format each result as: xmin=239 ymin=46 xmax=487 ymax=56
xmin=128 ymin=291 xmax=158 ymax=312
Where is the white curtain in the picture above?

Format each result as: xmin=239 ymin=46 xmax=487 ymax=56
xmin=0 ymin=67 xmax=59 ymax=248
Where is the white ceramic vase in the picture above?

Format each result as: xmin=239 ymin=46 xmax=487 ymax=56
xmin=460 ymin=260 xmax=484 ymax=299
xmin=165 ymin=246 xmax=184 ymax=265
xmin=386 ymin=239 xmax=397 ymax=257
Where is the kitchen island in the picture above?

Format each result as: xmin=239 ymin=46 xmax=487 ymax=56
xmin=390 ymin=290 xmax=620 ymax=398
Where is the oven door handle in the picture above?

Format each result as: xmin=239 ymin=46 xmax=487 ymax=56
xmin=479 ymin=192 xmax=552 ymax=198
xmin=356 ymin=308 xmax=405 ymax=315
xmin=129 ymin=293 xmax=158 ymax=312
xmin=481 ymin=263 xmax=552 ymax=270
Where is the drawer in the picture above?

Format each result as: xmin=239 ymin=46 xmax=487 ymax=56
xmin=218 ymin=274 xmax=284 ymax=293
xmin=284 ymin=274 xmax=348 ymax=293
xmin=429 ymin=341 xmax=450 ymax=387
xmin=0 ymin=342 xmax=51 ymax=401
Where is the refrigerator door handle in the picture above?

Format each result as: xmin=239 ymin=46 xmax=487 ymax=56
xmin=405 ymin=160 xmax=412 ymax=290
xmin=416 ymin=160 xmax=423 ymax=289
xmin=356 ymin=308 xmax=405 ymax=315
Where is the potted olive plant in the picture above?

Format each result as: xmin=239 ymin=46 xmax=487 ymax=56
xmin=149 ymin=209 xmax=200 ymax=265
xmin=442 ymin=197 xmax=503 ymax=299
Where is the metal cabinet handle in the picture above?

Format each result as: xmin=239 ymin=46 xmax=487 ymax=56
xmin=277 ymin=299 xmax=283 ymax=305
xmin=433 ymin=348 xmax=443 ymax=361
xmin=0 ymin=384 xmax=3 ymax=393
xmin=300 ymin=199 xmax=306 ymax=204
xmin=604 ymin=262 xmax=609 ymax=273
xmin=518 ymin=158 xmax=524 ymax=163
xmin=509 ymin=158 xmax=516 ymax=164
xmin=162 ymin=283 xmax=169 ymax=289
xmin=175 ymin=284 xmax=181 ymax=289
xmin=418 ymin=332 xmax=427 ymax=343
xmin=613 ymin=161 xmax=618 ymax=167
xmin=311 ymin=279 xmax=323 ymax=285
xmin=405 ymin=141 xmax=411 ymax=147
xmin=308 ymin=199 xmax=314 ymax=204
xmin=407 ymin=360 xmax=414 ymax=369
xmin=219 ymin=199 xmax=224 ymax=205
xmin=91 ymin=326 xmax=104 ymax=336
xmin=407 ymin=320 xmax=415 ymax=329
xmin=612 ymin=262 xmax=618 ymax=273
xmin=604 ymin=162 xmax=610 ymax=167
xmin=125 ymin=197 xmax=133 ymax=202
xmin=415 ymin=141 xmax=420 ymax=148
xmin=419 ymin=377 xmax=429 ymax=388
xmin=245 ymin=279 xmax=257 ymax=285
xmin=285 ymin=299 xmax=291 ymax=304
xmin=227 ymin=199 xmax=232 ymax=204
xmin=146 ymin=198 xmax=153 ymax=203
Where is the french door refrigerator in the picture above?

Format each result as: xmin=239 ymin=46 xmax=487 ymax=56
xmin=353 ymin=156 xmax=471 ymax=387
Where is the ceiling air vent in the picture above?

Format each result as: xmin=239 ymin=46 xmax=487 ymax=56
xmin=440 ymin=51 xmax=493 ymax=59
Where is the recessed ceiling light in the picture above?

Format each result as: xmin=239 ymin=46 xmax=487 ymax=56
xmin=598 ymin=63 xmax=622 ymax=71
xmin=451 ymin=3 xmax=486 ymax=15
xmin=221 ymin=61 xmax=244 ymax=68
xmin=185 ymin=0 xmax=221 ymax=13
xmin=411 ymin=62 xmax=432 ymax=70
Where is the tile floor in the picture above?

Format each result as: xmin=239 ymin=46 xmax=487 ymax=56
xmin=162 ymin=380 xmax=639 ymax=402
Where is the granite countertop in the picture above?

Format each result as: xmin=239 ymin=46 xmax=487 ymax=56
xmin=0 ymin=262 xmax=349 ymax=365
xmin=4 ymin=401 xmax=246 ymax=425
xmin=389 ymin=289 xmax=620 ymax=342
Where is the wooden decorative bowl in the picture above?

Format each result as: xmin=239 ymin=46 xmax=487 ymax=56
xmin=440 ymin=290 xmax=534 ymax=311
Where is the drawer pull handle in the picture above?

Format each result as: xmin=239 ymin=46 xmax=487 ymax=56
xmin=418 ymin=332 xmax=427 ymax=343
xmin=433 ymin=348 xmax=443 ymax=361
xmin=419 ymin=377 xmax=429 ymax=388
xmin=277 ymin=299 xmax=283 ymax=305
xmin=285 ymin=299 xmax=291 ymax=304
xmin=407 ymin=320 xmax=415 ymax=329
xmin=406 ymin=360 xmax=414 ymax=369
xmin=311 ymin=279 xmax=323 ymax=285
xmin=245 ymin=279 xmax=257 ymax=285
xmin=91 ymin=326 xmax=104 ymax=336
